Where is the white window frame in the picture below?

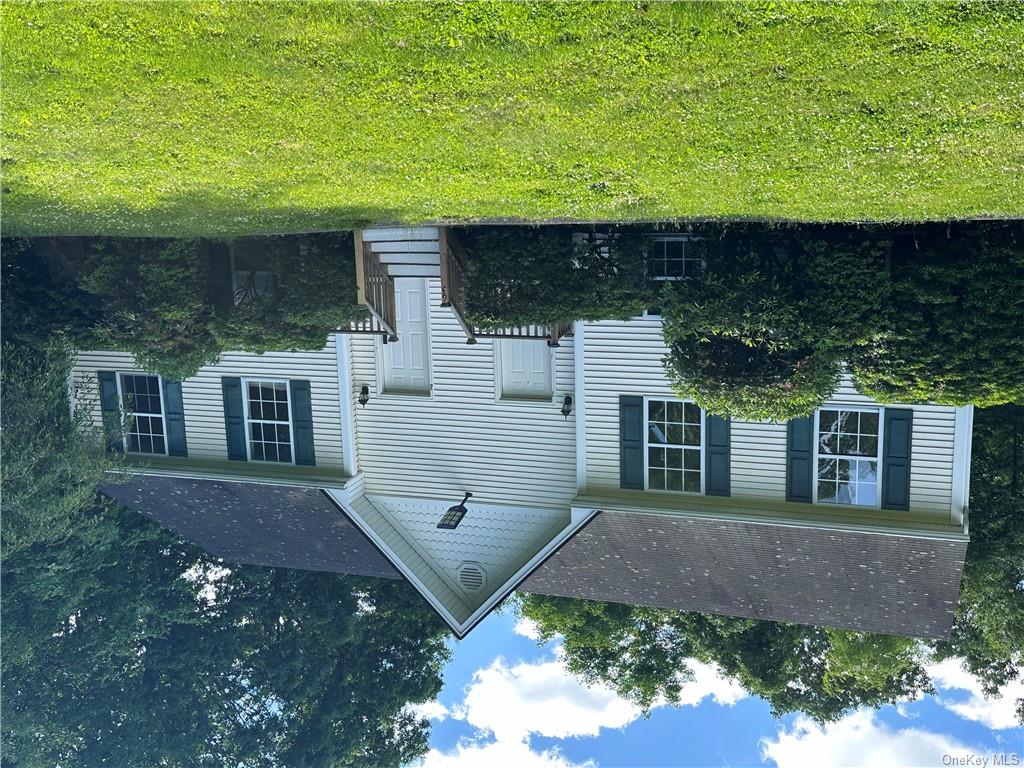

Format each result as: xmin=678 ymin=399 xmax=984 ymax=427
xmin=812 ymin=405 xmax=884 ymax=509
xmin=240 ymin=377 xmax=296 ymax=465
xmin=647 ymin=235 xmax=705 ymax=282
xmin=116 ymin=372 xmax=169 ymax=456
xmin=493 ymin=339 xmax=557 ymax=403
xmin=643 ymin=396 xmax=706 ymax=495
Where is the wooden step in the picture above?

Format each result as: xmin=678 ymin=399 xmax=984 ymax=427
xmin=387 ymin=264 xmax=441 ymax=278
xmin=369 ymin=240 xmax=440 ymax=254
xmin=362 ymin=226 xmax=440 ymax=242
xmin=379 ymin=253 xmax=441 ymax=266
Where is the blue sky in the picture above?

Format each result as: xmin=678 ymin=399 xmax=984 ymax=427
xmin=410 ymin=605 xmax=1024 ymax=768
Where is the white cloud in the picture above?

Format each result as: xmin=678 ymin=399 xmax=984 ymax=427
xmin=407 ymin=700 xmax=450 ymax=723
xmin=927 ymin=657 xmax=1024 ymax=731
xmin=676 ymin=660 xmax=748 ymax=708
xmin=418 ymin=649 xmax=749 ymax=768
xmin=513 ymin=617 xmax=543 ymax=641
xmin=762 ymin=710 xmax=980 ymax=768
xmin=460 ymin=656 xmax=643 ymax=742
xmin=418 ymin=739 xmax=595 ymax=768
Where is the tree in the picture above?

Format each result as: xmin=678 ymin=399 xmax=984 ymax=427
xmin=659 ymin=226 xmax=890 ymax=421
xmin=933 ymin=405 xmax=1024 ymax=723
xmin=519 ymin=594 xmax=930 ymax=722
xmin=851 ymin=222 xmax=1024 ymax=406
xmin=1 ymin=503 xmax=450 ymax=768
xmin=0 ymin=340 xmax=128 ymax=556
xmin=77 ymin=237 xmax=224 ymax=380
xmin=460 ymin=226 xmax=649 ymax=328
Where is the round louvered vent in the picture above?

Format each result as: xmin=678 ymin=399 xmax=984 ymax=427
xmin=457 ymin=562 xmax=486 ymax=592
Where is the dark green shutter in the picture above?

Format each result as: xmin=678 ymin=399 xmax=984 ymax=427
xmin=289 ymin=379 xmax=316 ymax=466
xmin=705 ymin=414 xmax=731 ymax=496
xmin=881 ymin=408 xmax=913 ymax=510
xmin=222 ymin=377 xmax=247 ymax=461
xmin=161 ymin=380 xmax=188 ymax=457
xmin=786 ymin=416 xmax=814 ymax=503
xmin=620 ymin=395 xmax=644 ymax=489
xmin=97 ymin=370 xmax=123 ymax=453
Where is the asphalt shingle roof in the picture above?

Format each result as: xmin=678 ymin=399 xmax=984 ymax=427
xmin=523 ymin=511 xmax=967 ymax=640
xmin=101 ymin=475 xmax=400 ymax=579
xmin=105 ymin=476 xmax=967 ymax=638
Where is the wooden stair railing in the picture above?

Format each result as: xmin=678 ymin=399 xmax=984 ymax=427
xmin=355 ymin=233 xmax=398 ymax=342
xmin=439 ymin=227 xmax=478 ymax=344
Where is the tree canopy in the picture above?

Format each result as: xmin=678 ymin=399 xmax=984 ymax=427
xmin=1 ymin=503 xmax=450 ymax=768
xmin=851 ymin=223 xmax=1024 ymax=407
xmin=658 ymin=226 xmax=889 ymax=421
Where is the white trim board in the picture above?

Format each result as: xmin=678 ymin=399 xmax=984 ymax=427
xmin=327 ymin=489 xmax=597 ymax=638
xmin=335 ymin=333 xmax=358 ymax=476
xmin=574 ymin=321 xmax=587 ymax=491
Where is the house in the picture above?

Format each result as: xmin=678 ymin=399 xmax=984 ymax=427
xmin=72 ymin=227 xmax=972 ymax=640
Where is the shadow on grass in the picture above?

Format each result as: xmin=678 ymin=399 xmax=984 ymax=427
xmin=0 ymin=185 xmax=405 ymax=238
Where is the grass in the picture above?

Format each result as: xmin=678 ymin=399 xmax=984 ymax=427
xmin=2 ymin=1 xmax=1024 ymax=236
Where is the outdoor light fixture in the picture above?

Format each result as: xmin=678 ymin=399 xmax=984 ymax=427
xmin=437 ymin=492 xmax=473 ymax=530
xmin=358 ymin=385 xmax=370 ymax=408
xmin=561 ymin=395 xmax=574 ymax=419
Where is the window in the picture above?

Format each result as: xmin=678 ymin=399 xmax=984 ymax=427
xmin=244 ymin=379 xmax=293 ymax=463
xmin=231 ymin=247 xmax=277 ymax=304
xmin=119 ymin=374 xmax=166 ymax=454
xmin=646 ymin=399 xmax=703 ymax=492
xmin=648 ymin=237 xmax=705 ymax=280
xmin=815 ymin=408 xmax=881 ymax=506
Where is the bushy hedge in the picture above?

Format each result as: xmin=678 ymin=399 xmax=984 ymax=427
xmin=81 ymin=238 xmax=223 ymax=381
xmin=217 ymin=233 xmax=365 ymax=353
xmin=660 ymin=227 xmax=890 ymax=421
xmin=459 ymin=226 xmax=649 ymax=328
xmin=851 ymin=223 xmax=1024 ymax=407
xmin=71 ymin=233 xmax=363 ymax=380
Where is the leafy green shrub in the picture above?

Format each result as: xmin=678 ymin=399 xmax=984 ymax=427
xmin=1 ymin=237 xmax=106 ymax=349
xmin=217 ymin=232 xmax=364 ymax=353
xmin=659 ymin=227 xmax=889 ymax=420
xmin=851 ymin=223 xmax=1024 ymax=406
xmin=0 ymin=341 xmax=128 ymax=556
xmin=79 ymin=238 xmax=222 ymax=381
xmin=460 ymin=226 xmax=649 ymax=328
xmin=69 ymin=233 xmax=363 ymax=380
xmin=662 ymin=333 xmax=842 ymax=422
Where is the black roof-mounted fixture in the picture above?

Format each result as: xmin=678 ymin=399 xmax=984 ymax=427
xmin=561 ymin=395 xmax=574 ymax=420
xmin=437 ymin=492 xmax=473 ymax=530
xmin=358 ymin=385 xmax=370 ymax=408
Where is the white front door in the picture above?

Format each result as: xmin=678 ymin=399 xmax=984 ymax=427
xmin=383 ymin=278 xmax=431 ymax=394
xmin=499 ymin=339 xmax=552 ymax=400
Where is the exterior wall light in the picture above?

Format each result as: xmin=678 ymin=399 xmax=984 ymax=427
xmin=438 ymin=492 xmax=473 ymax=529
xmin=561 ymin=395 xmax=574 ymax=419
xmin=358 ymin=385 xmax=370 ymax=408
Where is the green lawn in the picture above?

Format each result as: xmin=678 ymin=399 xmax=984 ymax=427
xmin=3 ymin=2 xmax=1024 ymax=236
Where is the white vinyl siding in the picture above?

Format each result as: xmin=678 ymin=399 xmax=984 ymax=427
xmin=72 ymin=338 xmax=345 ymax=470
xmin=580 ymin=318 xmax=960 ymax=522
xmin=349 ymin=279 xmax=576 ymax=509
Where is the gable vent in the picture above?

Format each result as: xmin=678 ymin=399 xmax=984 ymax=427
xmin=457 ymin=562 xmax=486 ymax=592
